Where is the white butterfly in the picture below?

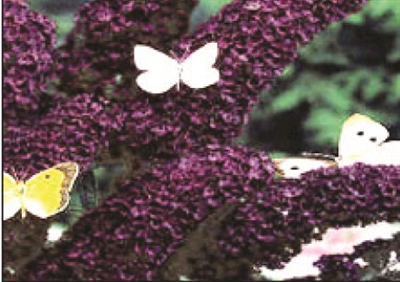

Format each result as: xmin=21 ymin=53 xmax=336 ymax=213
xmin=337 ymin=113 xmax=400 ymax=167
xmin=273 ymin=113 xmax=399 ymax=178
xmin=273 ymin=156 xmax=337 ymax=179
xmin=133 ymin=42 xmax=220 ymax=94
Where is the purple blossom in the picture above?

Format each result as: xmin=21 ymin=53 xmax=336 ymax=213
xmin=113 ymin=0 xmax=367 ymax=160
xmin=54 ymin=0 xmax=199 ymax=97
xmin=3 ymin=93 xmax=124 ymax=177
xmin=19 ymin=145 xmax=275 ymax=280
xmin=3 ymin=0 xmax=56 ymax=126
xmin=18 ymin=158 xmax=399 ymax=280
xmin=216 ymin=164 xmax=400 ymax=271
xmin=3 ymin=0 xmax=368 ymax=167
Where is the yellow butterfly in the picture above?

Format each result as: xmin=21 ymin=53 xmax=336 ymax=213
xmin=3 ymin=162 xmax=79 ymax=220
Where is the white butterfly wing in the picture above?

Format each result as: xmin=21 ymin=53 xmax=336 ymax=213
xmin=134 ymin=44 xmax=180 ymax=94
xmin=273 ymin=158 xmax=337 ymax=179
xmin=136 ymin=69 xmax=180 ymax=94
xmin=134 ymin=45 xmax=177 ymax=71
xmin=338 ymin=114 xmax=389 ymax=163
xmin=180 ymin=42 xmax=220 ymax=89
xmin=3 ymin=172 xmax=21 ymax=220
xmin=374 ymin=141 xmax=400 ymax=165
xmin=345 ymin=141 xmax=400 ymax=166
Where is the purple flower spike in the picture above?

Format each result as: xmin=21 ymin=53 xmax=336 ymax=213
xmin=116 ymin=0 xmax=367 ymax=161
xmin=3 ymin=93 xmax=123 ymax=177
xmin=18 ymin=158 xmax=400 ymax=280
xmin=215 ymin=164 xmax=400 ymax=271
xmin=54 ymin=0 xmax=199 ymax=96
xmin=157 ymin=164 xmax=400 ymax=280
xmin=19 ymin=145 xmax=274 ymax=280
xmin=3 ymin=0 xmax=56 ymax=126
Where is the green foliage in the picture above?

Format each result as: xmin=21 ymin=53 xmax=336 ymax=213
xmin=345 ymin=0 xmax=400 ymax=62
xmin=190 ymin=0 xmax=233 ymax=31
xmin=346 ymin=0 xmax=400 ymax=31
xmin=243 ymin=0 xmax=400 ymax=155
xmin=27 ymin=0 xmax=89 ymax=44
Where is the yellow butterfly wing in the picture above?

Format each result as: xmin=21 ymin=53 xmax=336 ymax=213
xmin=3 ymin=172 xmax=22 ymax=220
xmin=23 ymin=162 xmax=79 ymax=219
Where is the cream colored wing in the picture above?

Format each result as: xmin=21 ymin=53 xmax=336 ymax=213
xmin=273 ymin=157 xmax=337 ymax=179
xmin=180 ymin=42 xmax=220 ymax=89
xmin=340 ymin=141 xmax=400 ymax=166
xmin=338 ymin=113 xmax=389 ymax=165
xmin=134 ymin=44 xmax=180 ymax=94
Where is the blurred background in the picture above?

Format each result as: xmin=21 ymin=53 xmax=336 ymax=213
xmin=29 ymin=0 xmax=400 ymax=160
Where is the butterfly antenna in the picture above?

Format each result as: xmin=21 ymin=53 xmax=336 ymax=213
xmin=300 ymin=152 xmax=337 ymax=161
xmin=183 ymin=44 xmax=191 ymax=59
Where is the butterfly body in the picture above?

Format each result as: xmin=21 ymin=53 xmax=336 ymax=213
xmin=3 ymin=162 xmax=79 ymax=220
xmin=4 ymin=180 xmax=27 ymax=218
xmin=134 ymin=42 xmax=220 ymax=94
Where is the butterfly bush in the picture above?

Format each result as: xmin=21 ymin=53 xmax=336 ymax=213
xmin=3 ymin=93 xmax=125 ymax=176
xmin=4 ymin=0 xmax=399 ymax=281
xmin=54 ymin=0 xmax=199 ymax=97
xmin=19 ymin=159 xmax=400 ymax=280
xmin=19 ymin=144 xmax=275 ymax=280
xmin=4 ymin=0 xmax=368 ymax=167
xmin=50 ymin=0 xmax=369 ymax=162
xmin=3 ymin=0 xmax=56 ymax=126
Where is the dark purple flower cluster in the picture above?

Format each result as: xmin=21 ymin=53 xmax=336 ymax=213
xmin=216 ymin=164 xmax=400 ymax=269
xmin=54 ymin=0 xmax=199 ymax=97
xmin=315 ymin=231 xmax=400 ymax=280
xmin=113 ymin=0 xmax=368 ymax=160
xmin=3 ymin=0 xmax=56 ymax=126
xmin=3 ymin=93 xmax=124 ymax=177
xmin=161 ymin=164 xmax=400 ymax=280
xmin=19 ymin=158 xmax=400 ymax=280
xmin=19 ymin=145 xmax=274 ymax=280
xmin=3 ymin=0 xmax=368 ymax=167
